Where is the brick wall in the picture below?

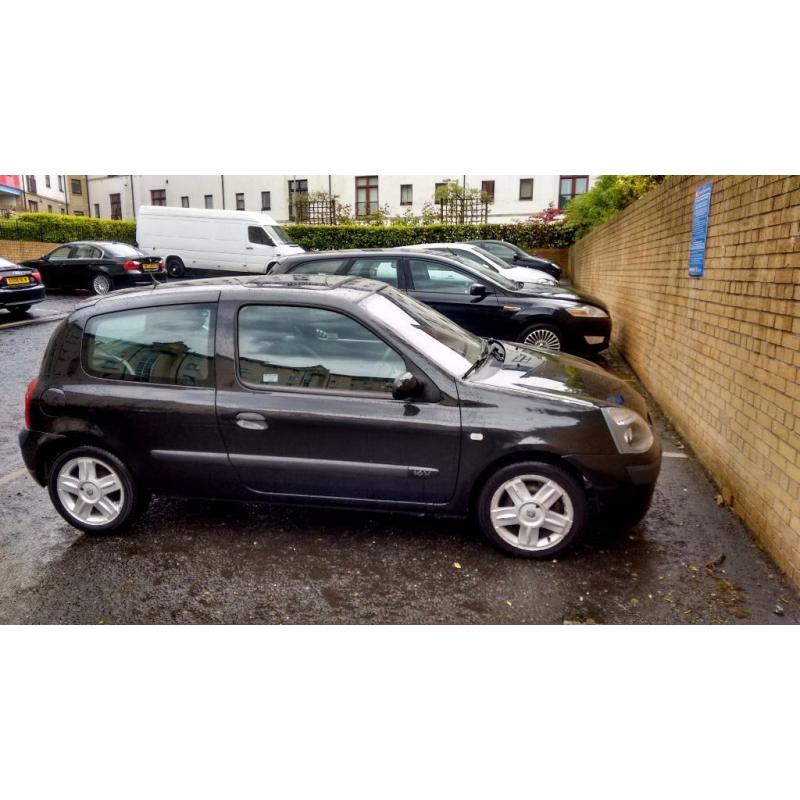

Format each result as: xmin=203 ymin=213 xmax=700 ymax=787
xmin=569 ymin=175 xmax=800 ymax=584
xmin=526 ymin=247 xmax=569 ymax=270
xmin=0 ymin=240 xmax=57 ymax=263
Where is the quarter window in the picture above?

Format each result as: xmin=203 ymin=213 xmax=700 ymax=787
xmin=408 ymin=259 xmax=477 ymax=294
xmin=400 ymin=184 xmax=413 ymax=206
xmin=151 ymin=189 xmax=166 ymax=206
xmin=346 ymin=258 xmax=400 ymax=287
xmin=84 ymin=304 xmax=216 ymax=387
xmin=238 ymin=305 xmax=406 ymax=394
xmin=355 ymin=175 xmax=379 ymax=217
xmin=236 ymin=192 xmax=245 ymax=211
xmin=558 ymin=175 xmax=589 ymax=208
xmin=519 ymin=178 xmax=534 ymax=200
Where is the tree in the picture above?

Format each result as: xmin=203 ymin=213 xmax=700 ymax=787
xmin=565 ymin=175 xmax=666 ymax=236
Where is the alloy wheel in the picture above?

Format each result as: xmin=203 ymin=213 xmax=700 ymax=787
xmin=92 ymin=274 xmax=112 ymax=294
xmin=523 ymin=328 xmax=561 ymax=350
xmin=56 ymin=456 xmax=125 ymax=526
xmin=489 ymin=473 xmax=574 ymax=552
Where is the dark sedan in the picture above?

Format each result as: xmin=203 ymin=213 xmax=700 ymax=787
xmin=467 ymin=239 xmax=562 ymax=281
xmin=0 ymin=256 xmax=46 ymax=316
xmin=20 ymin=274 xmax=659 ymax=558
xmin=269 ymin=249 xmax=609 ymax=355
xmin=23 ymin=241 xmax=165 ymax=295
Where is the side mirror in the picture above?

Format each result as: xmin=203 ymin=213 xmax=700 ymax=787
xmin=469 ymin=283 xmax=487 ymax=297
xmin=392 ymin=371 xmax=421 ymax=400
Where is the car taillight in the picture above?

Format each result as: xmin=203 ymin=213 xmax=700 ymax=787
xmin=24 ymin=378 xmax=38 ymax=429
xmin=123 ymin=260 xmax=141 ymax=271
xmin=31 ymin=270 xmax=42 ymax=282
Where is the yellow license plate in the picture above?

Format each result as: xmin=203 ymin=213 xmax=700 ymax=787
xmin=142 ymin=263 xmax=158 ymax=271
xmin=6 ymin=276 xmax=30 ymax=285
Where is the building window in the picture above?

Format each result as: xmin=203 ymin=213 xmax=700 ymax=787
xmin=434 ymin=182 xmax=448 ymax=197
xmin=288 ymin=179 xmax=308 ymax=221
xmin=110 ymin=193 xmax=122 ymax=220
xmin=74 ymin=211 xmax=84 ymax=216
xmin=236 ymin=192 xmax=245 ymax=211
xmin=151 ymin=189 xmax=166 ymax=206
xmin=400 ymin=184 xmax=413 ymax=206
xmin=45 ymin=175 xmax=51 ymax=189
xmin=58 ymin=176 xmax=64 ymax=192
xmin=204 ymin=194 xmax=213 ymax=209
xmin=29 ymin=200 xmax=38 ymax=212
xmin=519 ymin=178 xmax=534 ymax=201
xmin=94 ymin=203 xmax=100 ymax=217
xmin=481 ymin=180 xmax=495 ymax=202
xmin=261 ymin=191 xmax=271 ymax=211
xmin=355 ymin=176 xmax=379 ymax=218
xmin=71 ymin=178 xmax=82 ymax=195
xmin=181 ymin=196 xmax=190 ymax=208
xmin=47 ymin=205 xmax=53 ymax=213
xmin=558 ymin=175 xmax=589 ymax=208
xmin=26 ymin=175 xmax=37 ymax=194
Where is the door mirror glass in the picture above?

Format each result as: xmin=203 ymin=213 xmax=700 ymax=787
xmin=469 ymin=283 xmax=487 ymax=297
xmin=392 ymin=371 xmax=420 ymax=400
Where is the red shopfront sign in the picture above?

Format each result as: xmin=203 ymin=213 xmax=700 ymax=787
xmin=0 ymin=175 xmax=22 ymax=193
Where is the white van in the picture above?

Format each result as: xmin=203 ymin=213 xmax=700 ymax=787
xmin=136 ymin=206 xmax=304 ymax=277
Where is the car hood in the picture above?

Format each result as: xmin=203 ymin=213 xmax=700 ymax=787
xmin=507 ymin=283 xmax=608 ymax=311
xmin=467 ymin=342 xmax=648 ymax=416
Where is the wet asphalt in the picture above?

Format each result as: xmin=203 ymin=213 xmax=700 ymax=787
xmin=0 ymin=293 xmax=798 ymax=624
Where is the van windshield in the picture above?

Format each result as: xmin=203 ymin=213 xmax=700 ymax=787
xmin=267 ymin=225 xmax=296 ymax=246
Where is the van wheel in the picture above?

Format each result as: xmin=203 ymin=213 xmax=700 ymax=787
xmin=476 ymin=461 xmax=588 ymax=558
xmin=166 ymin=257 xmax=186 ymax=278
xmin=90 ymin=273 xmax=113 ymax=295
xmin=47 ymin=446 xmax=151 ymax=534
xmin=518 ymin=323 xmax=562 ymax=351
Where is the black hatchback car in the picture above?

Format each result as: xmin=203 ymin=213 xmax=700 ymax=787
xmin=23 ymin=241 xmax=165 ymax=295
xmin=20 ymin=274 xmax=660 ymax=558
xmin=0 ymin=256 xmax=46 ymax=316
xmin=270 ymin=249 xmax=609 ymax=355
xmin=467 ymin=240 xmax=562 ymax=281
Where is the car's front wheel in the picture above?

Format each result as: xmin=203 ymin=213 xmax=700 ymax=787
xmin=7 ymin=305 xmax=32 ymax=316
xmin=518 ymin=322 xmax=562 ymax=351
xmin=476 ymin=461 xmax=588 ymax=558
xmin=47 ymin=446 xmax=150 ymax=534
xmin=90 ymin=273 xmax=114 ymax=295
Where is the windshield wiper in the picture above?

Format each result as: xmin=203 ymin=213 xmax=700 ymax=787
xmin=463 ymin=338 xmax=505 ymax=378
xmin=486 ymin=337 xmax=506 ymax=362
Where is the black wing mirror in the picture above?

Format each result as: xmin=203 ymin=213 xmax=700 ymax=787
xmin=469 ymin=283 xmax=487 ymax=297
xmin=392 ymin=371 xmax=421 ymax=400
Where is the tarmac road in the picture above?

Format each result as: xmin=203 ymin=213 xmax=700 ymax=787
xmin=0 ymin=292 xmax=797 ymax=624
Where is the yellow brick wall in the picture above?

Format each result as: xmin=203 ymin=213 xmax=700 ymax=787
xmin=569 ymin=175 xmax=800 ymax=584
xmin=0 ymin=240 xmax=58 ymax=263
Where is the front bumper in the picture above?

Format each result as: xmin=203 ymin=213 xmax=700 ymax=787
xmin=560 ymin=314 xmax=612 ymax=354
xmin=1 ymin=285 xmax=46 ymax=308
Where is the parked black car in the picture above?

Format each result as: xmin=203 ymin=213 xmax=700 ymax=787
xmin=467 ymin=240 xmax=562 ymax=280
xmin=20 ymin=274 xmax=659 ymax=558
xmin=270 ymin=249 xmax=609 ymax=354
xmin=0 ymin=256 xmax=46 ymax=316
xmin=23 ymin=241 xmax=165 ymax=295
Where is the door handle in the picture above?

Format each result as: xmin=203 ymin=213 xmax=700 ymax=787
xmin=245 ymin=246 xmax=254 ymax=250
xmin=236 ymin=412 xmax=268 ymax=430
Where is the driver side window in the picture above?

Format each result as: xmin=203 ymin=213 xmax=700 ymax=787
xmin=238 ymin=305 xmax=406 ymax=394
xmin=408 ymin=259 xmax=476 ymax=294
xmin=248 ymin=226 xmax=274 ymax=246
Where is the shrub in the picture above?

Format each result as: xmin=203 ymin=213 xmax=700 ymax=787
xmin=0 ymin=213 xmax=137 ymax=244
xmin=284 ymin=222 xmax=577 ymax=252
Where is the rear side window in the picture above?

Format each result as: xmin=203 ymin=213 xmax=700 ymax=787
xmin=289 ymin=259 xmax=346 ymax=275
xmin=346 ymin=258 xmax=400 ymax=287
xmin=83 ymin=303 xmax=216 ymax=387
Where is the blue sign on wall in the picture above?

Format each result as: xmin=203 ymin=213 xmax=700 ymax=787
xmin=688 ymin=181 xmax=713 ymax=277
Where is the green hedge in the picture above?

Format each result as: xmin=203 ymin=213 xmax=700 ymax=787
xmin=0 ymin=213 xmax=137 ymax=244
xmin=283 ymin=222 xmax=576 ymax=251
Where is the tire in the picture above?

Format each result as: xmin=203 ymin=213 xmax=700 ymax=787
xmin=90 ymin=272 xmax=114 ymax=295
xmin=518 ymin=322 xmax=563 ymax=351
xmin=166 ymin=257 xmax=186 ymax=278
xmin=8 ymin=305 xmax=31 ymax=316
xmin=476 ymin=460 xmax=589 ymax=558
xmin=47 ymin=446 xmax=151 ymax=534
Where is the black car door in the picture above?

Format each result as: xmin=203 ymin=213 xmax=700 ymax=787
xmin=404 ymin=256 xmax=504 ymax=338
xmin=38 ymin=244 xmax=75 ymax=288
xmin=215 ymin=297 xmax=461 ymax=506
xmin=67 ymin=244 xmax=104 ymax=287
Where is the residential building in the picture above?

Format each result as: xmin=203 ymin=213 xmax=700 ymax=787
xmin=0 ymin=174 xmax=69 ymax=214
xmin=85 ymin=175 xmax=598 ymax=223
xmin=67 ymin=175 xmax=90 ymax=216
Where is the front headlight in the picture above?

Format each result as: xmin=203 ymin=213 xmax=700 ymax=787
xmin=566 ymin=304 xmax=608 ymax=318
xmin=601 ymin=406 xmax=654 ymax=454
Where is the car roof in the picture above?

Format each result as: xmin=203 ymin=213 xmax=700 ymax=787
xmin=54 ymin=240 xmax=139 ymax=248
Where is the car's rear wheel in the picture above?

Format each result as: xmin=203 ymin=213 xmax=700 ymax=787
xmin=90 ymin=273 xmax=113 ymax=295
xmin=476 ymin=461 xmax=588 ymax=558
xmin=47 ymin=446 xmax=150 ymax=534
xmin=518 ymin=322 xmax=562 ymax=351
xmin=166 ymin=257 xmax=186 ymax=278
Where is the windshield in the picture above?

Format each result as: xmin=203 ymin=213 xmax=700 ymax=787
xmin=103 ymin=243 xmax=144 ymax=257
xmin=360 ymin=287 xmax=484 ymax=377
xmin=267 ymin=225 xmax=296 ymax=246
